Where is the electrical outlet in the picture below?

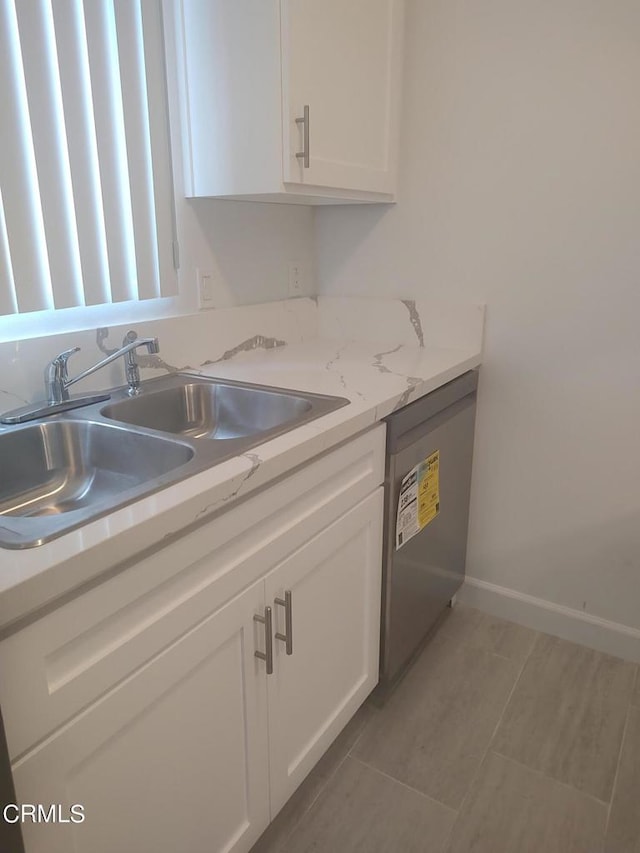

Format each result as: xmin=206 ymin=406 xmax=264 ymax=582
xmin=288 ymin=262 xmax=303 ymax=297
xmin=197 ymin=269 xmax=215 ymax=309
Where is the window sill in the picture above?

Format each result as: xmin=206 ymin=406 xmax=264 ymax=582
xmin=0 ymin=295 xmax=196 ymax=345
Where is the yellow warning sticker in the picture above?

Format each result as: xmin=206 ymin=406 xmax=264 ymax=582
xmin=395 ymin=450 xmax=440 ymax=550
xmin=418 ymin=450 xmax=440 ymax=528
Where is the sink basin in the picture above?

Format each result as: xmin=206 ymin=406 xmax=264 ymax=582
xmin=0 ymin=420 xmax=193 ymax=546
xmin=101 ymin=381 xmax=313 ymax=440
xmin=0 ymin=374 xmax=348 ymax=549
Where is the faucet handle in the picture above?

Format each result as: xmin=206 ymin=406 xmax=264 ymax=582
xmin=52 ymin=347 xmax=80 ymax=379
xmin=45 ymin=346 xmax=80 ymax=404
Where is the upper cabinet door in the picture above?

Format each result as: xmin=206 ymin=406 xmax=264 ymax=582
xmin=281 ymin=0 xmax=403 ymax=194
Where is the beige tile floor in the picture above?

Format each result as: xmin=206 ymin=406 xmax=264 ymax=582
xmin=251 ymin=605 xmax=640 ymax=853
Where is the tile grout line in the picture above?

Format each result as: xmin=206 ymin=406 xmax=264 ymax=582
xmin=349 ymin=754 xmax=458 ymax=817
xmin=630 ymin=663 xmax=639 ymax=710
xmin=604 ymin=689 xmax=635 ymax=838
xmin=345 ymin=706 xmax=374 ymax=758
xmin=275 ymin=615 xmax=539 ymax=852
xmin=276 ymin=713 xmax=373 ymax=849
xmin=485 ymin=631 xmax=539 ymax=753
xmin=488 ymin=650 xmax=637 ymax=830
xmin=489 ymin=649 xmax=524 ymax=663
xmin=274 ymin=755 xmax=350 ymax=850
xmin=260 ymin=621 xmax=635 ymax=852
xmin=439 ymin=630 xmax=541 ymax=851
xmin=491 ymin=656 xmax=639 ymax=817
xmin=490 ymin=748 xmax=610 ymax=808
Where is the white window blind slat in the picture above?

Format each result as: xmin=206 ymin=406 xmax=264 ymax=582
xmin=142 ymin=0 xmax=178 ymax=298
xmin=0 ymin=0 xmax=177 ymax=318
xmin=114 ymin=0 xmax=161 ymax=301
xmin=15 ymin=0 xmax=83 ymax=311
xmin=83 ymin=0 xmax=138 ymax=304
xmin=0 ymin=189 xmax=18 ymax=316
xmin=0 ymin=0 xmax=53 ymax=313
xmin=52 ymin=0 xmax=112 ymax=307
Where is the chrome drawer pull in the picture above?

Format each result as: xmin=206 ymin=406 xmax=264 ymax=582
xmin=254 ymin=607 xmax=273 ymax=674
xmin=275 ymin=590 xmax=293 ymax=655
xmin=295 ymin=105 xmax=310 ymax=168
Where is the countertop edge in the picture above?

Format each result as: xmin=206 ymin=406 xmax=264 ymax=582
xmin=0 ymin=342 xmax=481 ymax=634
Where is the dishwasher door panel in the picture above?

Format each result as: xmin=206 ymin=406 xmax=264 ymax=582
xmin=381 ymin=394 xmax=476 ymax=682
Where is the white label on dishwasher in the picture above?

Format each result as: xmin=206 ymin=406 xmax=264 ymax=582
xmin=395 ymin=451 xmax=440 ymax=550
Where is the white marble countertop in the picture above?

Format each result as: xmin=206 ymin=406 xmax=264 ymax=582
xmin=0 ymin=337 xmax=481 ymax=634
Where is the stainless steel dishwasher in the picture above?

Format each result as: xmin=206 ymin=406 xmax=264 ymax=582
xmin=379 ymin=370 xmax=478 ymax=689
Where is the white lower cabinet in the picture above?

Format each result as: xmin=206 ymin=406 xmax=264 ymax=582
xmin=266 ymin=490 xmax=383 ymax=815
xmin=13 ymin=580 xmax=271 ymax=853
xmin=3 ymin=428 xmax=385 ymax=853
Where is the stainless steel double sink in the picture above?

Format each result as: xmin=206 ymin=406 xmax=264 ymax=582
xmin=0 ymin=374 xmax=349 ymax=549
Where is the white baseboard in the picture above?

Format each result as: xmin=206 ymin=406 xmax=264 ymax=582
xmin=458 ymin=576 xmax=640 ymax=663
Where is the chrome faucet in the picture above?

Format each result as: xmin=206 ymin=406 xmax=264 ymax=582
xmin=45 ymin=331 xmax=160 ymax=403
xmin=0 ymin=331 xmax=160 ymax=424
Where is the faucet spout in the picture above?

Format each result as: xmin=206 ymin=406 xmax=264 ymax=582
xmin=121 ymin=331 xmax=159 ymax=396
xmin=46 ymin=331 xmax=160 ymax=403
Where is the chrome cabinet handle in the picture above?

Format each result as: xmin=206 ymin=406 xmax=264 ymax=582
xmin=295 ymin=105 xmax=310 ymax=168
xmin=254 ymin=607 xmax=273 ymax=674
xmin=275 ymin=590 xmax=293 ymax=655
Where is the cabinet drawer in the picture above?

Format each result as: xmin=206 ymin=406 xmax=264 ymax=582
xmin=0 ymin=425 xmax=384 ymax=759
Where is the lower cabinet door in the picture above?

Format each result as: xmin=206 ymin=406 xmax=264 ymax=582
xmin=12 ymin=581 xmax=271 ymax=853
xmin=265 ymin=488 xmax=383 ymax=815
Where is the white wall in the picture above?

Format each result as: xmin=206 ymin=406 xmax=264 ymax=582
xmin=179 ymin=197 xmax=314 ymax=309
xmin=315 ymin=0 xmax=640 ymax=632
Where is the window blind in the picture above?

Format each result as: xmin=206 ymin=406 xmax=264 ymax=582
xmin=0 ymin=0 xmax=178 ymax=317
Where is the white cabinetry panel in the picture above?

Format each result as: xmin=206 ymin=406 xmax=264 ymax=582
xmin=2 ymin=428 xmax=386 ymax=853
xmin=177 ymin=0 xmax=403 ymax=202
xmin=13 ymin=581 xmax=270 ymax=853
xmin=282 ymin=0 xmax=402 ymax=194
xmin=0 ymin=425 xmax=384 ymax=760
xmin=266 ymin=489 xmax=383 ymax=814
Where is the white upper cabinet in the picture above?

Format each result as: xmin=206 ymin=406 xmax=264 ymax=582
xmin=176 ymin=0 xmax=404 ymax=204
xmin=281 ymin=0 xmax=401 ymax=196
